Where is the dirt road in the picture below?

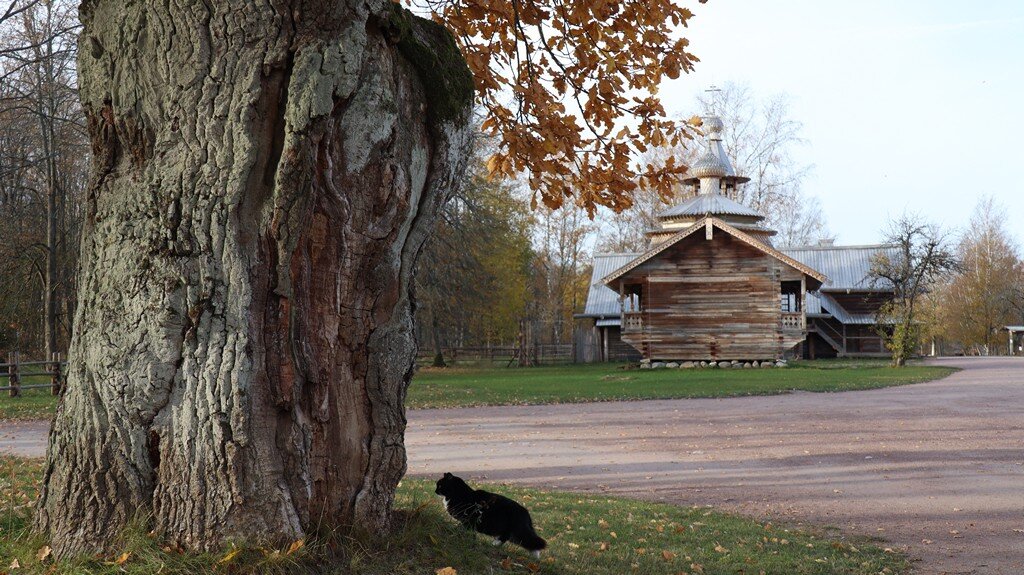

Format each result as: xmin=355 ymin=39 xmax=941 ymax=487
xmin=405 ymin=357 xmax=1024 ymax=575
xmin=3 ymin=357 xmax=1022 ymax=573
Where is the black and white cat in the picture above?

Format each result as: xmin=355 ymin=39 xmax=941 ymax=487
xmin=435 ymin=472 xmax=548 ymax=558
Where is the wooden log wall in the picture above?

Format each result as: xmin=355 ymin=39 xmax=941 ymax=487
xmin=620 ymin=233 xmax=807 ymax=361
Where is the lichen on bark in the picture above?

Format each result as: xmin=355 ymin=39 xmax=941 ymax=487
xmin=36 ymin=0 xmax=473 ymax=558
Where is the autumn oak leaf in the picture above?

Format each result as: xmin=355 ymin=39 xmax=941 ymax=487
xmin=285 ymin=539 xmax=305 ymax=555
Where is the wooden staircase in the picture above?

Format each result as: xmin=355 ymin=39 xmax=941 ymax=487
xmin=808 ymin=321 xmax=844 ymax=355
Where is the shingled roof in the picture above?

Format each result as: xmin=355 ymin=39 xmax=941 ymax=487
xmin=657 ymin=193 xmax=765 ymax=220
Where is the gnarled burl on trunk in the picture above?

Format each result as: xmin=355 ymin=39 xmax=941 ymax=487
xmin=36 ymin=0 xmax=473 ymax=557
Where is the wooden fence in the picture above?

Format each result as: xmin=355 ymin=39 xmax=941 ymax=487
xmin=0 ymin=352 xmax=65 ymax=397
xmin=417 ymin=344 xmax=576 ymax=367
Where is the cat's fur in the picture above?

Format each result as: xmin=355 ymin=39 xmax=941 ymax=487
xmin=435 ymin=472 xmax=547 ymax=558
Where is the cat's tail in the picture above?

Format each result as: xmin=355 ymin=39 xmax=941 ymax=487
xmin=520 ymin=532 xmax=547 ymax=552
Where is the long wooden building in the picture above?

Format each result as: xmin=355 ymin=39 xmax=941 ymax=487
xmin=577 ymin=117 xmax=893 ymax=362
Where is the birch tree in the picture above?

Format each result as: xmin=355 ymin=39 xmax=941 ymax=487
xmin=935 ymin=198 xmax=1022 ymax=354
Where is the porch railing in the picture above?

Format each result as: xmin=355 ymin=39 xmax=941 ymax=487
xmin=780 ymin=312 xmax=805 ymax=330
xmin=622 ymin=311 xmax=644 ymax=332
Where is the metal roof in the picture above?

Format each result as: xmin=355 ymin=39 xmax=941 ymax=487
xmin=657 ymin=193 xmax=765 ymax=219
xmin=781 ymin=244 xmax=897 ymax=291
xmin=581 ymin=253 xmax=639 ymax=317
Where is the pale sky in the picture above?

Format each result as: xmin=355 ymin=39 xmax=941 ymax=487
xmin=660 ymin=0 xmax=1024 ymax=246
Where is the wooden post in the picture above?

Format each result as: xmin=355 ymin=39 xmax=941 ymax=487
xmin=51 ymin=351 xmax=62 ymax=395
xmin=8 ymin=351 xmax=20 ymax=398
xmin=800 ymin=277 xmax=806 ymax=329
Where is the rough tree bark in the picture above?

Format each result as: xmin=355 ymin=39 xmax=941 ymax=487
xmin=36 ymin=0 xmax=473 ymax=557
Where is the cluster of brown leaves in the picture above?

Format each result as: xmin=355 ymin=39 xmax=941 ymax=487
xmin=412 ymin=0 xmax=706 ymax=213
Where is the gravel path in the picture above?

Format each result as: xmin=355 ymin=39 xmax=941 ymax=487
xmin=405 ymin=357 xmax=1024 ymax=575
xmin=3 ymin=357 xmax=1021 ymax=574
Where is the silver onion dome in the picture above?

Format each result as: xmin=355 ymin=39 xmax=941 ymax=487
xmin=702 ymin=115 xmax=725 ymax=136
xmin=689 ymin=150 xmax=728 ymax=179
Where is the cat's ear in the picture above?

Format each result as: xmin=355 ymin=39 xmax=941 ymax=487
xmin=443 ymin=472 xmax=452 ymax=478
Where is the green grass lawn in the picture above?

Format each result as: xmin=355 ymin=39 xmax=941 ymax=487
xmin=407 ymin=359 xmax=956 ymax=409
xmin=0 ymin=377 xmax=57 ymax=421
xmin=0 ymin=455 xmax=908 ymax=574
xmin=0 ymin=361 xmax=955 ymax=420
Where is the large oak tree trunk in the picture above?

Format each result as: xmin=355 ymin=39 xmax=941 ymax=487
xmin=36 ymin=0 xmax=473 ymax=557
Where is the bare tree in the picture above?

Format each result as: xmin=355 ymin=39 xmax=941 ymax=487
xmin=869 ymin=214 xmax=959 ymax=366
xmin=698 ymin=82 xmax=830 ymax=246
xmin=532 ymin=203 xmax=594 ymax=344
xmin=596 ymin=82 xmax=830 ymax=252
xmin=0 ymin=0 xmax=85 ymax=356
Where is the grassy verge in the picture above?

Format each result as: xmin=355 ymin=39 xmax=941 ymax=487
xmin=0 ymin=377 xmax=56 ymax=421
xmin=0 ymin=456 xmax=907 ymax=574
xmin=407 ymin=360 xmax=956 ymax=409
xmin=0 ymin=361 xmax=956 ymax=420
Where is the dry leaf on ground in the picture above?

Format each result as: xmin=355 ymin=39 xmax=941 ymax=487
xmin=218 ymin=548 xmax=242 ymax=564
xmin=286 ymin=539 xmax=305 ymax=555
